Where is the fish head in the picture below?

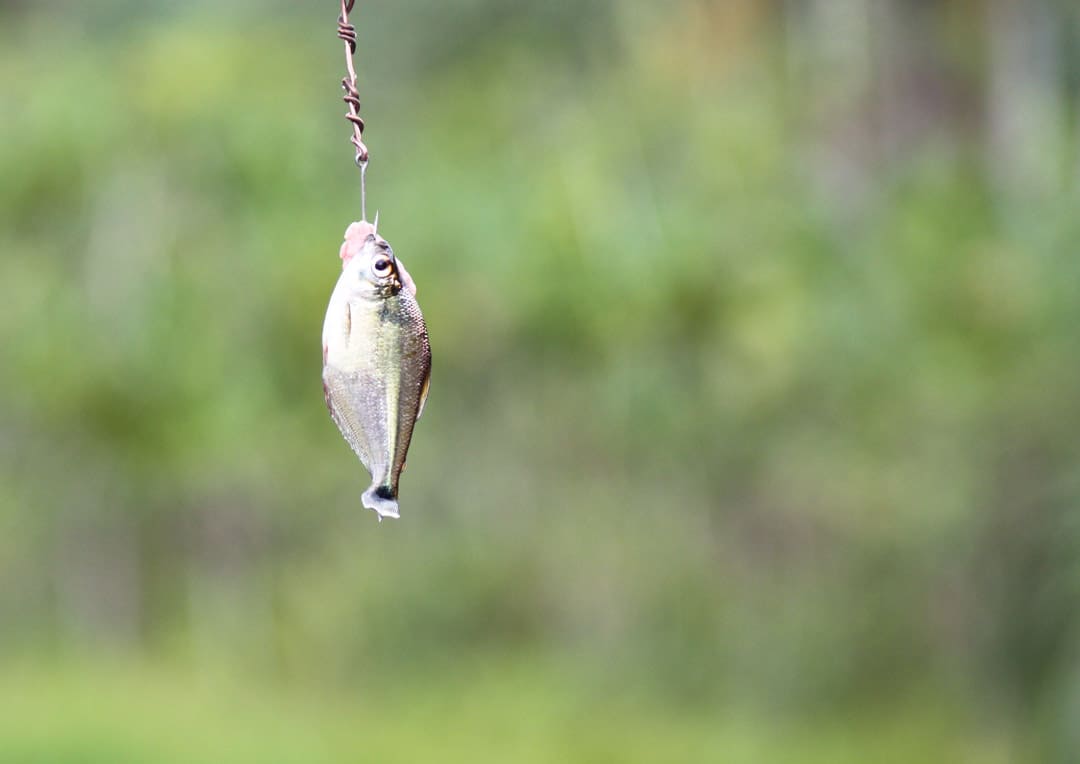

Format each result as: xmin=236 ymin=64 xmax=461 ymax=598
xmin=339 ymin=220 xmax=419 ymax=298
xmin=342 ymin=233 xmax=405 ymax=300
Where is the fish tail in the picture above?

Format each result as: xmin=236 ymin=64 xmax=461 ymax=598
xmin=362 ymin=484 xmax=400 ymax=520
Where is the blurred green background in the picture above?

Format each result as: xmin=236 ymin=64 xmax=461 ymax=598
xmin=2 ymin=0 xmax=1080 ymax=761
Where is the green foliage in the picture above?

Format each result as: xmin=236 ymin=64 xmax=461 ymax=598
xmin=1 ymin=1 xmax=1079 ymax=759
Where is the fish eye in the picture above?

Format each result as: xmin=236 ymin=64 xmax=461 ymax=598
xmin=372 ymin=257 xmax=393 ymax=277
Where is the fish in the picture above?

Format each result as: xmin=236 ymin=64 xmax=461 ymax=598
xmin=322 ymin=220 xmax=431 ymax=520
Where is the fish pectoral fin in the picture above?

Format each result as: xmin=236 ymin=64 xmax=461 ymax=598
xmin=395 ymin=256 xmax=418 ymax=297
xmin=322 ymin=377 xmax=334 ymax=415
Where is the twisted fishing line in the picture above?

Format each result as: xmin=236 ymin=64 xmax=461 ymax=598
xmin=337 ymin=0 xmax=370 ymax=220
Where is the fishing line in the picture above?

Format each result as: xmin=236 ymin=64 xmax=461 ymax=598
xmin=336 ymin=0 xmax=370 ymax=221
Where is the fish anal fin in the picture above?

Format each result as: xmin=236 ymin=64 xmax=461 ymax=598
xmin=417 ymin=370 xmax=431 ymax=420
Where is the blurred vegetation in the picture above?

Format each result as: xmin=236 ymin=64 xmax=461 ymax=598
xmin=2 ymin=0 xmax=1080 ymax=760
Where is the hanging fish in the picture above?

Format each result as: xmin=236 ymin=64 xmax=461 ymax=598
xmin=322 ymin=220 xmax=431 ymax=520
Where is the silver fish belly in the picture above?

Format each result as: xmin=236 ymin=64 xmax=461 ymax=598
xmin=322 ymin=229 xmax=430 ymax=520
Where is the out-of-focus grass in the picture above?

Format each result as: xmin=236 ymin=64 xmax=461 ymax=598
xmin=0 ymin=660 xmax=1026 ymax=764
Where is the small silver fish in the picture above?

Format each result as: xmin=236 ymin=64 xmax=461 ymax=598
xmin=322 ymin=221 xmax=431 ymax=520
